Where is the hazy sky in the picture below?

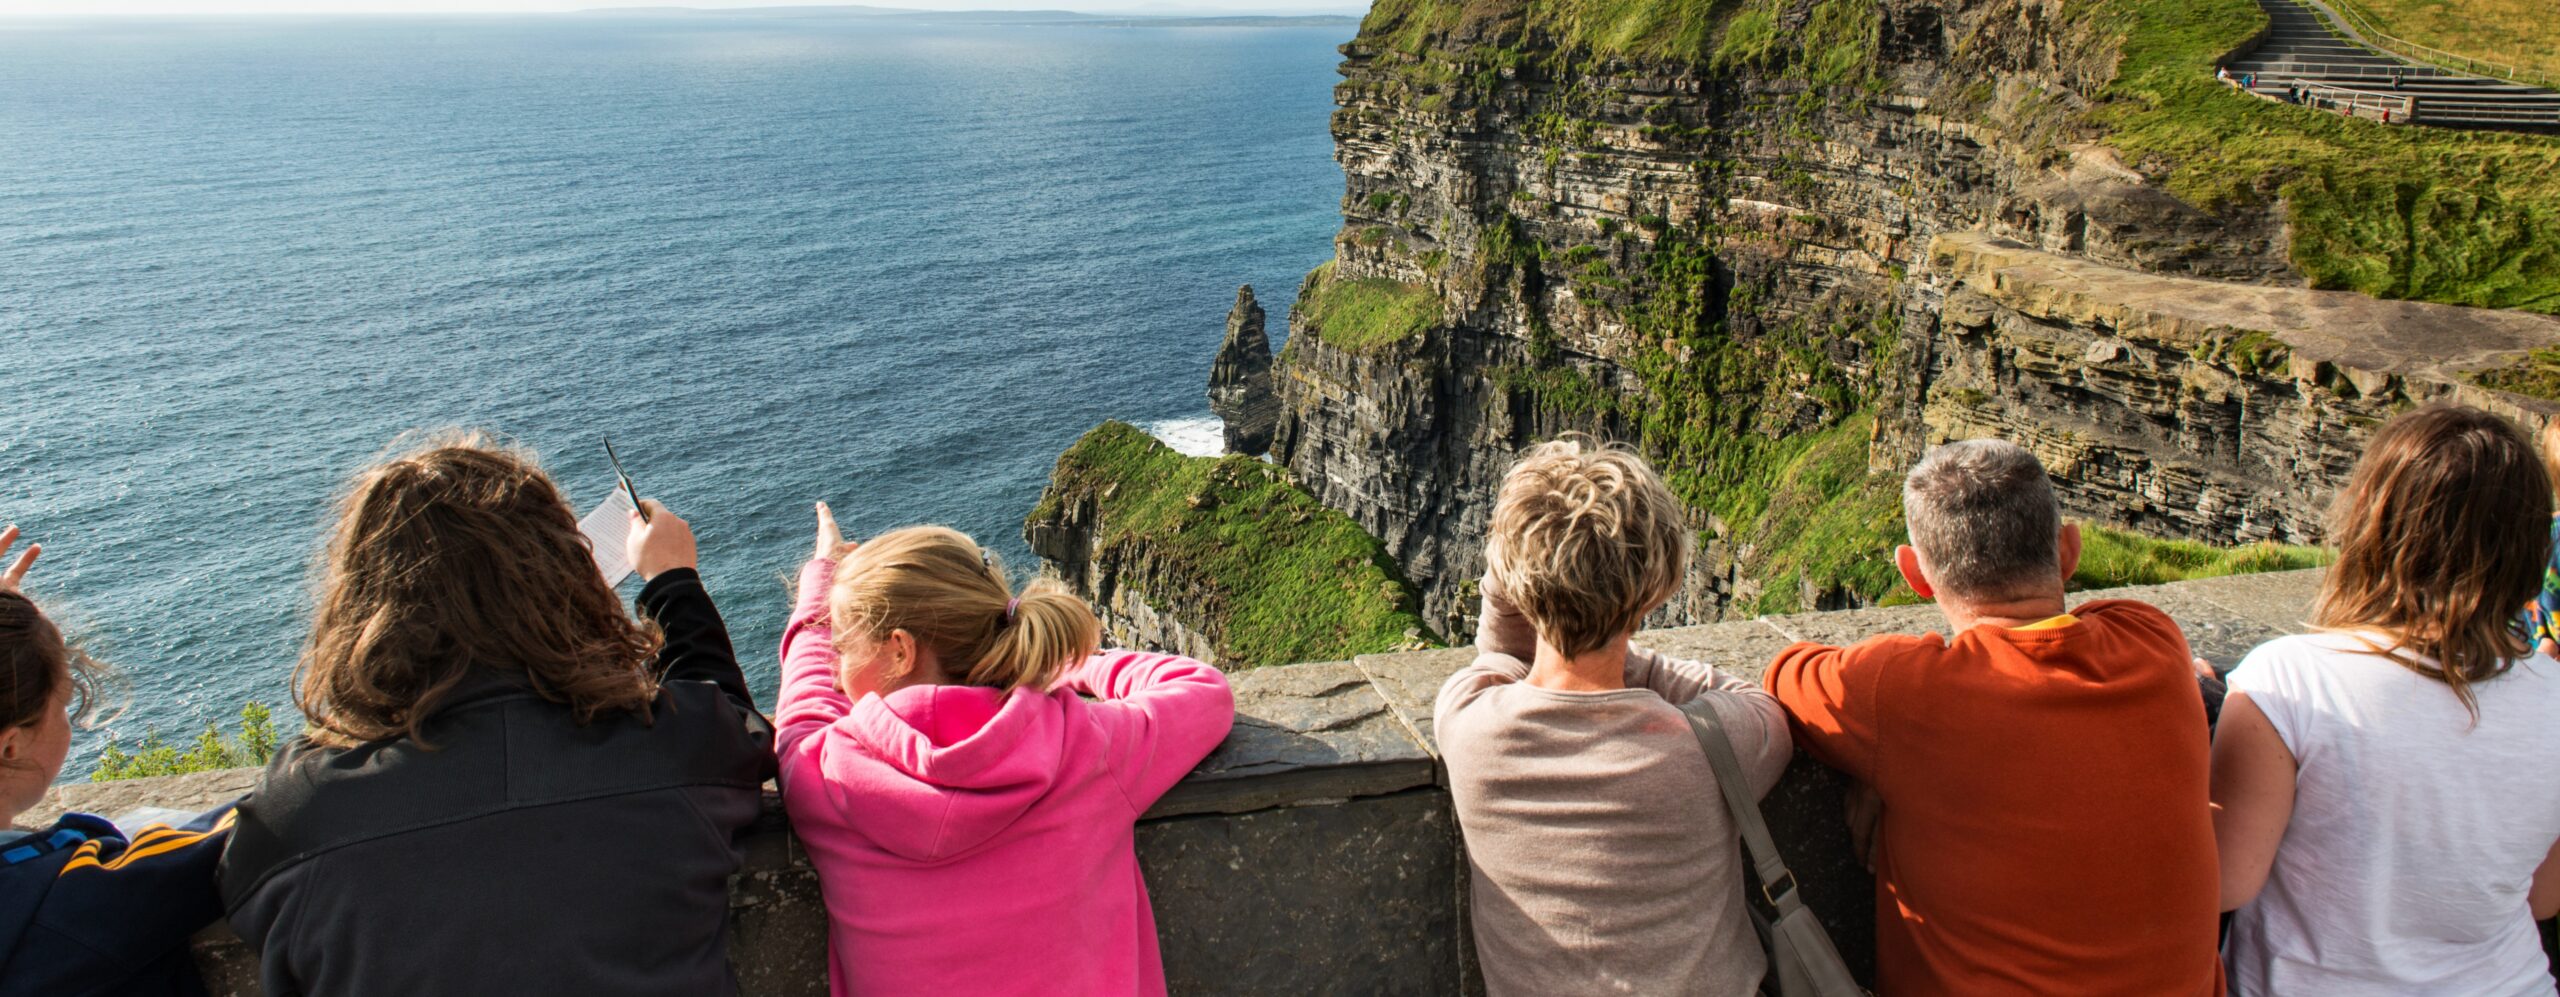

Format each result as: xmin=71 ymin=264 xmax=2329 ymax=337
xmin=0 ymin=0 xmax=1365 ymax=15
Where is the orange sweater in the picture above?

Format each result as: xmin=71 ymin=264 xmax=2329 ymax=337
xmin=1763 ymin=600 xmax=2225 ymax=997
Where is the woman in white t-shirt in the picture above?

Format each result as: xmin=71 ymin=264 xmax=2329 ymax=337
xmin=2214 ymin=403 xmax=2560 ymax=996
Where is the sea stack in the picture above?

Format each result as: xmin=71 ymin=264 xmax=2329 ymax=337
xmin=1207 ymin=284 xmax=1277 ymax=456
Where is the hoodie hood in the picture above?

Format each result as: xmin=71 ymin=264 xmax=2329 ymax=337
xmin=837 ymin=682 xmax=1070 ymax=861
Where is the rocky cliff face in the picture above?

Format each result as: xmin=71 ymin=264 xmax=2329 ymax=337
xmin=1245 ymin=0 xmax=2560 ymax=632
xmin=1208 ymin=285 xmax=1279 ymax=455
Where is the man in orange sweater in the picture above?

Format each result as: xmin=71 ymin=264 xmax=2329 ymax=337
xmin=1763 ymin=439 xmax=2224 ymax=996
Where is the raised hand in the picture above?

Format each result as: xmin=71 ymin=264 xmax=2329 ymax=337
xmin=626 ymin=500 xmax=699 ymax=581
xmin=0 ymin=525 xmax=38 ymax=594
xmin=814 ymin=502 xmax=856 ymax=562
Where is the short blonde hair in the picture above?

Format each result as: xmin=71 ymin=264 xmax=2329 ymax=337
xmin=1485 ymin=436 xmax=1690 ymax=657
xmin=830 ymin=526 xmax=1101 ymax=691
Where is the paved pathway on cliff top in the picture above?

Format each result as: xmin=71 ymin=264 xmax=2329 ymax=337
xmin=1933 ymin=233 xmax=2560 ymax=390
xmin=2224 ymin=0 xmax=2560 ymax=130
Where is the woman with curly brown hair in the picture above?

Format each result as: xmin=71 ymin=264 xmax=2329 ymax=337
xmin=217 ymin=433 xmax=775 ymax=997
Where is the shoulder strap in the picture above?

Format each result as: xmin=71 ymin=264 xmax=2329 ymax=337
xmin=1683 ymin=705 xmax=1797 ymax=908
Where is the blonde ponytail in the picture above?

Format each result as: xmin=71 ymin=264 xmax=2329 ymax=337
xmin=829 ymin=526 xmax=1100 ymax=692
xmin=959 ymin=579 xmax=1099 ymax=689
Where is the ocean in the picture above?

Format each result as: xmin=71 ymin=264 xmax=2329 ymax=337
xmin=0 ymin=12 xmax=1351 ymax=776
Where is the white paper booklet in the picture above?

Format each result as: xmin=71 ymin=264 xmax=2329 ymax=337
xmin=579 ymin=486 xmax=638 ymax=587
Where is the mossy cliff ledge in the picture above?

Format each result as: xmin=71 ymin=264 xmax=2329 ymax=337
xmin=1024 ymin=421 xmax=1435 ymax=670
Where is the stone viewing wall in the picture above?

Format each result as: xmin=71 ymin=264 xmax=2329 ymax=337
xmin=33 ymin=569 xmax=2560 ymax=993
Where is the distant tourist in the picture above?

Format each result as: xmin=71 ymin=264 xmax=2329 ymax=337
xmin=218 ymin=434 xmax=776 ymax=996
xmin=2212 ymin=405 xmax=2560 ymax=995
xmin=1763 ymin=439 xmax=2225 ymax=995
xmin=2526 ymin=418 xmax=2560 ymax=658
xmin=0 ymin=527 xmax=233 ymax=996
xmin=774 ymin=511 xmax=1232 ymax=997
xmin=1435 ymin=438 xmax=1791 ymax=997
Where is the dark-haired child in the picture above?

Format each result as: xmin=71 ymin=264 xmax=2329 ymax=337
xmin=0 ymin=526 xmax=236 ymax=997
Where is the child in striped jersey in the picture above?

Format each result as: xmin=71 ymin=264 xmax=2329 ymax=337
xmin=0 ymin=525 xmax=234 ymax=997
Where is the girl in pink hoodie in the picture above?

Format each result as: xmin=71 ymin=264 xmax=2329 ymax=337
xmin=775 ymin=507 xmax=1235 ymax=997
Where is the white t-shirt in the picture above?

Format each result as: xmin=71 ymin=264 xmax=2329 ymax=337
xmin=2224 ymin=631 xmax=2560 ymax=996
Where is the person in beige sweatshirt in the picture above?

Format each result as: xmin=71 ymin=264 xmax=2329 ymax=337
xmin=1435 ymin=437 xmax=1792 ymax=997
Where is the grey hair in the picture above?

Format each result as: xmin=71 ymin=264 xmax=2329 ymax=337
xmin=1901 ymin=439 xmax=2062 ymax=600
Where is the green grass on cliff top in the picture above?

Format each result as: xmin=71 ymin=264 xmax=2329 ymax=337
xmin=2082 ymin=0 xmax=2560 ymax=312
xmin=2346 ymin=0 xmax=2560 ymax=82
xmin=1360 ymin=0 xmax=1867 ymax=69
xmin=2075 ymin=526 xmax=2332 ymax=590
xmin=1030 ymin=421 xmax=1435 ymax=668
xmin=1297 ymin=260 xmax=1442 ymax=354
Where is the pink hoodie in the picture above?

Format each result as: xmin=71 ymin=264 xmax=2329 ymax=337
xmin=774 ymin=558 xmax=1235 ymax=997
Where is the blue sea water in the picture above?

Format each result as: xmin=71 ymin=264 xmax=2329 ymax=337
xmin=0 ymin=13 xmax=1350 ymax=776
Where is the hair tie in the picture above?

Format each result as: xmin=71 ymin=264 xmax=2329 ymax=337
xmin=1003 ymin=597 xmax=1020 ymax=625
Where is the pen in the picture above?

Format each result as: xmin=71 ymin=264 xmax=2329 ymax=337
xmin=604 ymin=437 xmax=649 ymax=522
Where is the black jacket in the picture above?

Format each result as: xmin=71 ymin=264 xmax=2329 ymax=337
xmin=0 ymin=805 xmax=234 ymax=997
xmin=218 ymin=569 xmax=776 ymax=997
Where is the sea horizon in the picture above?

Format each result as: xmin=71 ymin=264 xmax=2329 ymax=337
xmin=0 ymin=12 xmax=1350 ymax=777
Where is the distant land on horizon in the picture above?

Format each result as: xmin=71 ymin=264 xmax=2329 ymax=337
xmin=577 ymin=4 xmax=1363 ymax=23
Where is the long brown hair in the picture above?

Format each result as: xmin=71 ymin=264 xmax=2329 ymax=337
xmin=0 ymin=592 xmax=111 ymax=733
xmin=297 ymin=432 xmax=660 ymax=747
xmin=829 ymin=526 xmax=1099 ymax=692
xmin=2314 ymin=404 xmax=2552 ymax=717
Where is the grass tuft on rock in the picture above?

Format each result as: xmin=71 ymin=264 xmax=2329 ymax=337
xmin=2473 ymin=345 xmax=2560 ymax=400
xmin=2073 ymin=527 xmax=2333 ymax=590
xmin=93 ymin=702 xmax=280 ymax=781
xmin=1296 ymin=260 xmax=1442 ymax=354
xmin=1032 ymin=422 xmax=1437 ymax=669
xmin=1735 ymin=412 xmax=1914 ymax=614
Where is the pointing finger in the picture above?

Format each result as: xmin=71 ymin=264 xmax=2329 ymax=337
xmin=3 ymin=542 xmax=37 ymax=591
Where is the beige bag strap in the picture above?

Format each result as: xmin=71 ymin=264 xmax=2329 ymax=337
xmin=1682 ymin=705 xmax=1799 ymax=909
xmin=1684 ymin=705 xmax=1869 ymax=997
